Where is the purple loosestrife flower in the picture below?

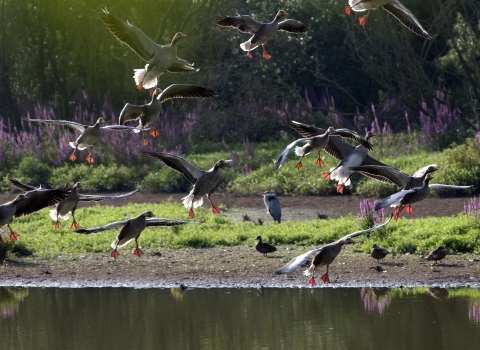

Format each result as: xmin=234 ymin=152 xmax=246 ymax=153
xmin=361 ymin=288 xmax=390 ymax=315
xmin=469 ymin=301 xmax=480 ymax=325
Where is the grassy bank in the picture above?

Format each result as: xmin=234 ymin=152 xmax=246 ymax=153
xmin=1 ymin=200 xmax=479 ymax=260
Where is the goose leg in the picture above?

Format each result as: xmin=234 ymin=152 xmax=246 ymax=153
xmin=189 ymin=204 xmax=195 ymax=218
xmin=111 ymin=246 xmax=120 ymax=259
xmin=149 ymin=127 xmax=160 ymax=138
xmin=345 ymin=6 xmax=352 ymax=15
xmin=359 ymin=10 xmax=371 ymax=26
xmin=70 ymin=212 xmax=80 ymax=229
xmin=133 ymin=238 xmax=144 ymax=257
xmin=393 ymin=206 xmax=404 ymax=221
xmin=316 ymin=152 xmax=324 ymax=166
xmin=262 ymin=44 xmax=272 ymax=60
xmin=55 ymin=220 xmax=61 ymax=229
xmin=336 ymin=183 xmax=345 ymax=194
xmin=320 ymin=265 xmax=330 ymax=283
xmin=308 ymin=270 xmax=316 ymax=286
xmin=8 ymin=224 xmax=19 ymax=240
xmin=69 ymin=148 xmax=77 ymax=162
xmin=86 ymin=146 xmax=95 ymax=164
xmin=405 ymin=204 xmax=414 ymax=214
xmin=207 ymin=194 xmax=222 ymax=214
xmin=295 ymin=156 xmax=305 ymax=169
xmin=247 ymin=50 xmax=253 ymax=59
xmin=142 ymin=131 xmax=149 ymax=147
xmin=322 ymin=172 xmax=331 ymax=180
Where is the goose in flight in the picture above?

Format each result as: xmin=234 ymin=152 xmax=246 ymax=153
xmin=345 ymin=0 xmax=433 ymax=39
xmin=101 ymin=9 xmax=198 ymax=92
xmin=217 ymin=10 xmax=309 ymax=59
xmin=143 ymin=152 xmax=232 ymax=217
xmin=119 ymin=84 xmax=216 ymax=146
xmin=276 ymin=215 xmax=392 ymax=285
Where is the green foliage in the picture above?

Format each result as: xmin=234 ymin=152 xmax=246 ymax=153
xmin=12 ymin=156 xmax=52 ymax=187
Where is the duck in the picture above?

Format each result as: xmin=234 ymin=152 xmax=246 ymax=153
xmin=143 ymin=152 xmax=232 ymax=217
xmin=323 ymin=131 xmax=376 ymax=194
xmin=262 ymin=191 xmax=281 ymax=223
xmin=256 ymin=236 xmax=277 ymax=257
xmin=374 ymin=174 xmax=471 ymax=220
xmin=274 ymin=126 xmax=373 ymax=173
xmin=345 ymin=0 xmax=433 ymax=39
xmin=75 ymin=211 xmax=203 ymax=258
xmin=0 ymin=181 xmax=71 ymax=241
xmin=217 ymin=10 xmax=309 ymax=59
xmin=119 ymin=84 xmax=216 ymax=146
xmin=23 ymin=117 xmax=139 ymax=163
xmin=349 ymin=164 xmax=439 ymax=189
xmin=424 ymin=246 xmax=447 ymax=265
xmin=370 ymin=244 xmax=390 ymax=263
xmin=276 ymin=215 xmax=392 ymax=285
xmin=101 ymin=9 xmax=198 ymax=92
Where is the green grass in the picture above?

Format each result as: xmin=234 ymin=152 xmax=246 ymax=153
xmin=1 ymin=200 xmax=479 ymax=259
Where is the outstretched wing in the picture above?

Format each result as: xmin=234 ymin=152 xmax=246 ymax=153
xmin=278 ymin=19 xmax=309 ymax=33
xmin=216 ymin=14 xmax=263 ymax=34
xmin=79 ymin=189 xmax=139 ymax=202
xmin=340 ymin=214 xmax=393 ymax=240
xmin=143 ymin=152 xmax=205 ymax=184
xmin=382 ymin=3 xmax=433 ymax=39
xmin=146 ymin=218 xmax=205 ymax=227
xmin=428 ymin=184 xmax=472 ymax=190
xmin=349 ymin=165 xmax=409 ymax=187
xmin=75 ymin=220 xmax=128 ymax=234
xmin=274 ymin=137 xmax=314 ymax=173
xmin=101 ymin=8 xmax=158 ymax=61
xmin=119 ymin=103 xmax=146 ymax=125
xmin=23 ymin=118 xmax=86 ymax=134
xmin=275 ymin=247 xmax=324 ymax=274
xmin=14 ymin=187 xmax=71 ymax=217
xmin=375 ymin=190 xmax=416 ymax=211
xmin=158 ymin=85 xmax=216 ymax=103
xmin=8 ymin=178 xmax=38 ymax=192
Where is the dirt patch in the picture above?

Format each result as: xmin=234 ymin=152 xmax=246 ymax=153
xmin=0 ymin=192 xmax=477 ymax=288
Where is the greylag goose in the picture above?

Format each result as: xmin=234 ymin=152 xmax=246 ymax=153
xmin=323 ymin=131 xmax=375 ymax=194
xmin=256 ymin=236 xmax=277 ymax=257
xmin=9 ymin=179 xmax=138 ymax=229
xmin=143 ymin=152 xmax=232 ymax=217
xmin=217 ymin=10 xmax=309 ymax=59
xmin=262 ymin=191 xmax=281 ymax=223
xmin=370 ymin=244 xmax=390 ymax=263
xmin=101 ymin=9 xmax=198 ymax=91
xmin=424 ymin=246 xmax=447 ymax=265
xmin=349 ymin=164 xmax=439 ymax=189
xmin=23 ymin=117 xmax=139 ymax=163
xmin=345 ymin=0 xmax=433 ymax=39
xmin=276 ymin=215 xmax=392 ymax=285
xmin=374 ymin=174 xmax=471 ymax=220
xmin=0 ymin=182 xmax=71 ymax=241
xmin=119 ymin=84 xmax=216 ymax=146
xmin=76 ymin=211 xmax=203 ymax=258
xmin=275 ymin=126 xmax=373 ymax=173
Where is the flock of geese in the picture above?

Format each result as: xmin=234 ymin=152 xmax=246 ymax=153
xmin=0 ymin=5 xmax=470 ymax=285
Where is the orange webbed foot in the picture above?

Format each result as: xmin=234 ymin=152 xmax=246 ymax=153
xmin=10 ymin=232 xmax=19 ymax=241
xmin=137 ymin=83 xmax=143 ymax=90
xmin=359 ymin=16 xmax=368 ymax=27
xmin=111 ymin=250 xmax=120 ymax=259
xmin=295 ymin=162 xmax=303 ymax=170
xmin=149 ymin=88 xmax=155 ymax=96
xmin=247 ymin=52 xmax=253 ymax=59
xmin=405 ymin=205 xmax=414 ymax=213
xmin=212 ymin=206 xmax=222 ymax=214
xmin=150 ymin=128 xmax=160 ymax=138
xmin=189 ymin=209 xmax=195 ymax=218
xmin=55 ymin=221 xmax=61 ymax=229
xmin=71 ymin=221 xmax=80 ymax=229
xmin=308 ymin=277 xmax=316 ymax=286
xmin=69 ymin=153 xmax=77 ymax=162
xmin=86 ymin=155 xmax=95 ymax=164
xmin=322 ymin=173 xmax=331 ymax=180
xmin=263 ymin=52 xmax=272 ymax=60
xmin=393 ymin=207 xmax=401 ymax=221
xmin=336 ymin=184 xmax=345 ymax=194
xmin=142 ymin=138 xmax=149 ymax=147
xmin=345 ymin=6 xmax=352 ymax=15
xmin=321 ymin=273 xmax=330 ymax=283
xmin=133 ymin=248 xmax=144 ymax=257
xmin=316 ymin=158 xmax=324 ymax=166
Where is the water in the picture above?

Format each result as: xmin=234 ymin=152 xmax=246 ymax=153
xmin=1 ymin=287 xmax=479 ymax=349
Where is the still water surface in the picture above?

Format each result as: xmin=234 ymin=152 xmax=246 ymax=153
xmin=1 ymin=287 xmax=479 ymax=349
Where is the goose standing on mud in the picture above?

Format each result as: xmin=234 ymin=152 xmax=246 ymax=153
xmin=275 ymin=126 xmax=373 ymax=173
xmin=256 ymin=236 xmax=277 ymax=257
xmin=323 ymin=131 xmax=376 ymax=194
xmin=119 ymin=85 xmax=216 ymax=146
xmin=23 ymin=117 xmax=139 ymax=164
xmin=143 ymin=152 xmax=232 ymax=217
xmin=374 ymin=174 xmax=471 ymax=220
xmin=349 ymin=164 xmax=439 ymax=190
xmin=370 ymin=244 xmax=390 ymax=263
xmin=101 ymin=9 xmax=198 ymax=92
xmin=76 ymin=211 xmax=203 ymax=258
xmin=0 ymin=181 xmax=71 ymax=241
xmin=424 ymin=246 xmax=447 ymax=265
xmin=217 ymin=10 xmax=309 ymax=59
xmin=276 ymin=215 xmax=392 ymax=285
xmin=262 ymin=191 xmax=281 ymax=223
xmin=345 ymin=0 xmax=433 ymax=39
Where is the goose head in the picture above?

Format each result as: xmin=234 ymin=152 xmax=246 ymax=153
xmin=96 ymin=117 xmax=106 ymax=125
xmin=171 ymin=32 xmax=187 ymax=45
xmin=142 ymin=211 xmax=155 ymax=218
xmin=214 ymin=159 xmax=233 ymax=169
xmin=274 ymin=10 xmax=288 ymax=21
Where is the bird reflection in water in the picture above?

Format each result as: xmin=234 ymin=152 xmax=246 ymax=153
xmin=170 ymin=284 xmax=187 ymax=301
xmin=360 ymin=287 xmax=390 ymax=315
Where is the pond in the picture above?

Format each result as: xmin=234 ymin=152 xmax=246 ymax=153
xmin=1 ymin=287 xmax=479 ymax=349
